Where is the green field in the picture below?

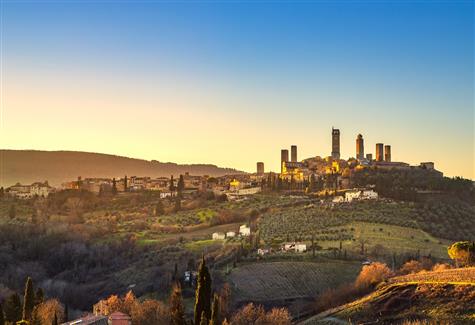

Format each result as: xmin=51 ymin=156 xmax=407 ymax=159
xmin=318 ymin=221 xmax=450 ymax=259
xmin=227 ymin=261 xmax=361 ymax=302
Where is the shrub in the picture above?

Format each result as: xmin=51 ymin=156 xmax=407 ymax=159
xmin=355 ymin=262 xmax=392 ymax=289
xmin=399 ymin=260 xmax=423 ymax=275
xmin=432 ymin=263 xmax=451 ymax=272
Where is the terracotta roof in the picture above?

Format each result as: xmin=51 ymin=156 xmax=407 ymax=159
xmin=109 ymin=312 xmax=131 ymax=320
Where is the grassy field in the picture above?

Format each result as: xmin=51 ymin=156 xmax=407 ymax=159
xmin=389 ymin=267 xmax=475 ymax=284
xmin=227 ymin=260 xmax=361 ymax=303
xmin=318 ymin=221 xmax=451 ymax=259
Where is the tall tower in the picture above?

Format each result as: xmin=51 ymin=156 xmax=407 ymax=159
xmin=256 ymin=162 xmax=264 ymax=175
xmin=291 ymin=145 xmax=298 ymax=162
xmin=281 ymin=149 xmax=289 ymax=173
xmin=384 ymin=145 xmax=391 ymax=162
xmin=376 ymin=143 xmax=384 ymax=162
xmin=356 ymin=134 xmax=364 ymax=160
xmin=331 ymin=128 xmax=340 ymax=160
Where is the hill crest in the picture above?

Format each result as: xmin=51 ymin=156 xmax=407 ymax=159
xmin=0 ymin=149 xmax=244 ymax=187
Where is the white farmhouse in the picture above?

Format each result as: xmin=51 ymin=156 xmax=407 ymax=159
xmin=332 ymin=196 xmax=344 ymax=203
xmin=345 ymin=190 xmax=361 ymax=202
xmin=345 ymin=189 xmax=378 ymax=202
xmin=212 ymin=232 xmax=226 ymax=240
xmin=362 ymin=190 xmax=378 ymax=200
xmin=282 ymin=242 xmax=307 ymax=253
xmin=239 ymin=225 xmax=251 ymax=237
xmin=226 ymin=231 xmax=236 ymax=238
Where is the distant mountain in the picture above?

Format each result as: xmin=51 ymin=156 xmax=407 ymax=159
xmin=0 ymin=150 xmax=244 ymax=187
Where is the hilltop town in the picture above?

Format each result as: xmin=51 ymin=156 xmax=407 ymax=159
xmin=3 ymin=128 xmax=444 ymax=203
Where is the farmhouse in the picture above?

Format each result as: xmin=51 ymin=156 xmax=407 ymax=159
xmin=239 ymin=225 xmax=251 ymax=236
xmin=282 ymin=242 xmax=307 ymax=253
xmin=226 ymin=231 xmax=236 ymax=238
xmin=332 ymin=196 xmax=344 ymax=203
xmin=345 ymin=189 xmax=378 ymax=202
xmin=212 ymin=232 xmax=226 ymax=240
xmin=257 ymin=248 xmax=271 ymax=256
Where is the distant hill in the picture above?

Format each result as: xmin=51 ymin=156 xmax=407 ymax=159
xmin=0 ymin=150 xmax=244 ymax=187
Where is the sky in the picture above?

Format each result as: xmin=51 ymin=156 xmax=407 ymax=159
xmin=0 ymin=0 xmax=473 ymax=179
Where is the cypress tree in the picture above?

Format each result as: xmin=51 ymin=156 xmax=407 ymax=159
xmin=23 ymin=277 xmax=35 ymax=321
xmin=172 ymin=263 xmax=178 ymax=282
xmin=52 ymin=313 xmax=58 ymax=325
xmin=177 ymin=175 xmax=185 ymax=197
xmin=209 ymin=294 xmax=219 ymax=325
xmin=4 ymin=293 xmax=21 ymax=323
xmin=170 ymin=175 xmax=176 ymax=194
xmin=169 ymin=283 xmax=185 ymax=325
xmin=124 ymin=175 xmax=128 ymax=192
xmin=0 ymin=302 xmax=5 ymax=325
xmin=194 ymin=256 xmax=212 ymax=325
xmin=112 ymin=178 xmax=118 ymax=195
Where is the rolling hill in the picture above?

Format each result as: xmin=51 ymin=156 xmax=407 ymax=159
xmin=0 ymin=149 xmax=244 ymax=187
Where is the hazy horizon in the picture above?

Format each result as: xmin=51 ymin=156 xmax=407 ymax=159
xmin=1 ymin=1 xmax=473 ymax=179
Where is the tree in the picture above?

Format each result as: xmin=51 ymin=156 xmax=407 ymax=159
xmin=0 ymin=187 xmax=4 ymax=199
xmin=52 ymin=313 xmax=58 ymax=325
xmin=8 ymin=205 xmax=16 ymax=219
xmin=355 ymin=262 xmax=392 ymax=289
xmin=177 ymin=175 xmax=185 ymax=197
xmin=169 ymin=283 xmax=185 ymax=325
xmin=170 ymin=175 xmax=176 ymax=194
xmin=219 ymin=284 xmax=231 ymax=321
xmin=209 ymin=294 xmax=219 ymax=325
xmin=172 ymin=263 xmax=178 ymax=282
xmin=124 ymin=175 xmax=128 ymax=192
xmin=23 ymin=277 xmax=35 ymax=321
xmin=112 ymin=178 xmax=118 ymax=195
xmin=194 ymin=256 xmax=212 ymax=325
xmin=35 ymin=288 xmax=44 ymax=306
xmin=131 ymin=299 xmax=169 ymax=325
xmin=448 ymin=241 xmax=475 ymax=267
xmin=399 ymin=260 xmax=423 ymax=275
xmin=4 ymin=293 xmax=22 ymax=323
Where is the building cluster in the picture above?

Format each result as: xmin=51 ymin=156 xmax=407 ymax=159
xmin=4 ymin=181 xmax=54 ymax=199
xmin=62 ymin=173 xmax=206 ymax=196
xmin=4 ymin=172 xmax=262 ymax=200
xmin=211 ymin=224 xmax=250 ymax=241
xmin=251 ymin=127 xmax=441 ymax=192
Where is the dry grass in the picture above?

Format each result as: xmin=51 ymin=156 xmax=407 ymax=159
xmin=390 ymin=267 xmax=475 ymax=285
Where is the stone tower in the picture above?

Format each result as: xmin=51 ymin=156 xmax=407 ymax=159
xmin=331 ymin=128 xmax=340 ymax=160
